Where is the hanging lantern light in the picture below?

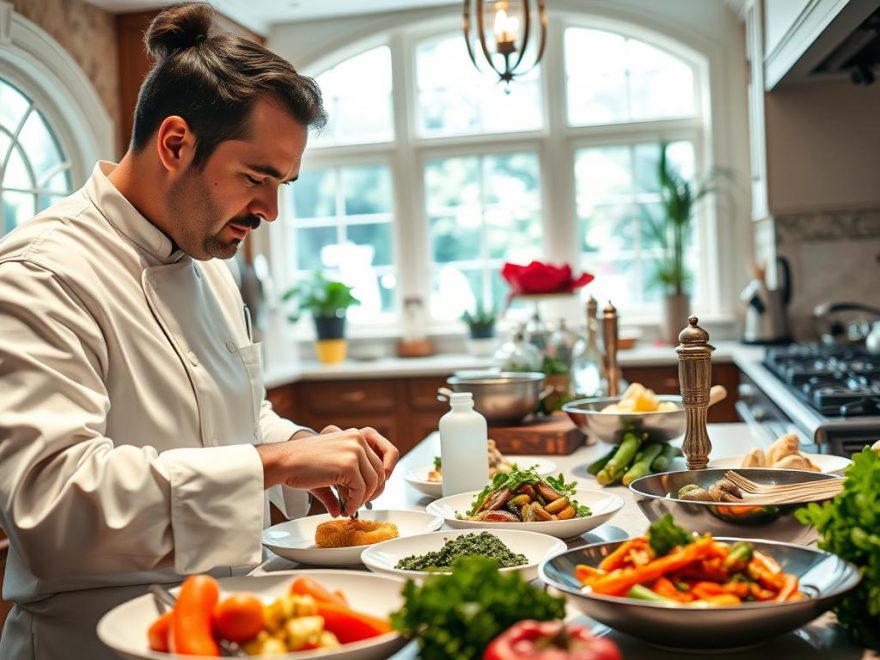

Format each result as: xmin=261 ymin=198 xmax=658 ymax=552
xmin=463 ymin=0 xmax=547 ymax=88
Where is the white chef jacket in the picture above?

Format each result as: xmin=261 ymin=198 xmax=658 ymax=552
xmin=0 ymin=162 xmax=310 ymax=658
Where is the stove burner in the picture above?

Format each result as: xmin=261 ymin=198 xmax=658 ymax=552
xmin=764 ymin=345 xmax=880 ymax=417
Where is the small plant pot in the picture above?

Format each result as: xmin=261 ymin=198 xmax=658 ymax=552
xmin=315 ymin=339 xmax=347 ymax=364
xmin=467 ymin=323 xmax=496 ymax=340
xmin=313 ymin=315 xmax=346 ymax=340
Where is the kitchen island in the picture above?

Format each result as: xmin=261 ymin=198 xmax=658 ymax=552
xmin=257 ymin=423 xmax=873 ymax=659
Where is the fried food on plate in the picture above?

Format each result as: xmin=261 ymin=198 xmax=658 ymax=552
xmin=314 ymin=518 xmax=399 ymax=548
xmin=766 ymin=433 xmax=800 ymax=465
xmin=740 ymin=433 xmax=820 ymax=471
xmin=741 ymin=448 xmax=765 ymax=468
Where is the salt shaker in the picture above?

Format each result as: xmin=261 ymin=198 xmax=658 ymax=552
xmin=676 ymin=316 xmax=715 ymax=470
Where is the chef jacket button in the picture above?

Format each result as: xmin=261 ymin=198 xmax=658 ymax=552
xmin=187 ymin=350 xmax=199 ymax=366
xmin=225 ymin=341 xmax=237 ymax=353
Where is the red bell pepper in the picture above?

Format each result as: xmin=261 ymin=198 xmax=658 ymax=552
xmin=483 ymin=620 xmax=621 ymax=660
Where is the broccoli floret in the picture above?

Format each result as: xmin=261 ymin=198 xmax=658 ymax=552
xmin=648 ymin=514 xmax=692 ymax=556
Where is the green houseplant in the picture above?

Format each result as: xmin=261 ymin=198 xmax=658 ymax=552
xmin=282 ymin=272 xmax=359 ymax=363
xmin=643 ymin=144 xmax=722 ymax=344
xmin=462 ymin=300 xmax=497 ymax=340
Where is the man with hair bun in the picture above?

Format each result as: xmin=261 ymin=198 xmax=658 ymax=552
xmin=0 ymin=3 xmax=398 ymax=657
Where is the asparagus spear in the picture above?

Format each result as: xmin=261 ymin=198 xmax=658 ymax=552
xmin=622 ymin=443 xmax=665 ymax=486
xmin=587 ymin=446 xmax=618 ymax=476
xmin=651 ymin=444 xmax=682 ymax=472
xmin=596 ymin=432 xmax=641 ymax=485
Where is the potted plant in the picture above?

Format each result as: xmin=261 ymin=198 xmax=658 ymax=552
xmin=462 ymin=300 xmax=497 ymax=340
xmin=282 ymin=272 xmax=359 ymax=363
xmin=643 ymin=144 xmax=722 ymax=345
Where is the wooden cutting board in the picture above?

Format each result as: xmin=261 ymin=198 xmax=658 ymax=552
xmin=489 ymin=413 xmax=585 ymax=455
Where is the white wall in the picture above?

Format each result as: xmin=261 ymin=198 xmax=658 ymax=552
xmin=266 ymin=0 xmax=753 ymax=337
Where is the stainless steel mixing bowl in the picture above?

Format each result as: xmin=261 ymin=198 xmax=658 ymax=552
xmin=629 ymin=468 xmax=841 ymax=545
xmin=446 ymin=372 xmax=546 ymax=425
xmin=539 ymin=538 xmax=860 ymax=651
xmin=563 ymin=395 xmax=686 ymax=444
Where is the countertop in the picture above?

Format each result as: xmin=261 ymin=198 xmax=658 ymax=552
xmin=254 ymin=423 xmax=873 ymax=659
xmin=264 ymin=341 xmax=766 ymax=388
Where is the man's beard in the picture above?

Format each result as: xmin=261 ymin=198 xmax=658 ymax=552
xmin=168 ymin=170 xmax=260 ymax=260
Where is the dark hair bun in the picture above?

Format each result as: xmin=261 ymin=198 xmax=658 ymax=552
xmin=145 ymin=2 xmax=214 ymax=61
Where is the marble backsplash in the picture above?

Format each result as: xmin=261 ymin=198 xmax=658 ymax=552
xmin=774 ymin=208 xmax=880 ymax=341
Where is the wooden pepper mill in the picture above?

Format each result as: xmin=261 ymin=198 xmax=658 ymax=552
xmin=602 ymin=302 xmax=620 ymax=397
xmin=676 ymin=315 xmax=715 ymax=470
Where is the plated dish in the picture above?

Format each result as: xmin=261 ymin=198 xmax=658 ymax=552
xmin=708 ymin=434 xmax=852 ymax=476
xmin=361 ymin=527 xmax=567 ymax=582
xmin=96 ymin=570 xmax=408 ymax=660
xmin=405 ymin=456 xmax=557 ymax=498
xmin=539 ymin=517 xmax=861 ymax=650
xmin=262 ymin=509 xmax=443 ymax=566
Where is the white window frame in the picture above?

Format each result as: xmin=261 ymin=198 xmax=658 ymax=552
xmin=263 ymin=8 xmax=734 ymax=346
xmin=0 ymin=4 xmax=113 ymax=187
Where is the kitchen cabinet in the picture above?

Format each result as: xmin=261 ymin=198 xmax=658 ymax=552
xmin=267 ymin=375 xmax=449 ymax=457
xmin=621 ymin=363 xmax=741 ymax=423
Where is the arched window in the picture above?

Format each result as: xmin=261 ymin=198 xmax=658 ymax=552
xmin=1 ymin=78 xmax=73 ymax=234
xmin=278 ymin=15 xmax=712 ymax=333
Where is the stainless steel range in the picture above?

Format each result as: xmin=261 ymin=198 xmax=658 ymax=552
xmin=737 ymin=344 xmax=880 ymax=457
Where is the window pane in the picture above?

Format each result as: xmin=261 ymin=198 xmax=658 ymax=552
xmin=430 ymin=214 xmax=481 ymax=263
xmin=633 ymin=141 xmax=694 ymax=194
xmin=342 ymin=165 xmax=392 ymax=215
xmin=347 ymin=222 xmax=393 ymax=266
xmin=313 ymin=47 xmax=393 ymax=146
xmin=575 ymin=146 xmax=631 ymax=202
xmin=19 ymin=110 xmax=65 ymax=187
xmin=425 ymin=157 xmax=479 ymax=211
xmin=295 ymin=226 xmax=337 ymax=271
xmin=3 ymin=145 xmax=33 ymax=188
xmin=3 ymin=191 xmax=35 ymax=232
xmin=579 ymin=203 xmax=636 ymax=254
xmin=416 ymin=33 xmax=542 ymax=138
xmin=0 ymin=80 xmax=30 ymax=131
xmin=566 ymin=27 xmax=695 ymax=126
xmin=292 ymin=169 xmax=335 ymax=218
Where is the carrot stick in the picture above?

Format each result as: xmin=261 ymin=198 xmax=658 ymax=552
xmin=599 ymin=538 xmax=647 ymax=572
xmin=774 ymin=574 xmax=800 ymax=602
xmin=652 ymin=576 xmax=691 ymax=602
xmin=752 ymin=550 xmax=782 ymax=574
xmin=699 ymin=593 xmax=742 ymax=606
xmin=590 ymin=537 xmax=715 ymax=596
xmin=575 ymin=564 xmax=605 ymax=584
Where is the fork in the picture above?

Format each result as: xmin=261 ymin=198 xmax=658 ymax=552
xmin=149 ymin=584 xmax=248 ymax=658
xmin=723 ymin=470 xmax=844 ymax=504
xmin=332 ymin=486 xmax=374 ymax=519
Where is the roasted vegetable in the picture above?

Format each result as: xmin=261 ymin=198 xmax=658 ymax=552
xmin=170 ymin=575 xmax=220 ymax=656
xmin=596 ymin=432 xmax=640 ymax=485
xmin=391 ymin=556 xmax=566 ymax=660
xmin=464 ymin=466 xmax=591 ymax=521
xmin=647 ymin=514 xmax=692 ymax=556
xmin=622 ymin=443 xmax=664 ymax=486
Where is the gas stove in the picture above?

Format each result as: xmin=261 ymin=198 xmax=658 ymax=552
xmin=763 ymin=345 xmax=880 ymax=417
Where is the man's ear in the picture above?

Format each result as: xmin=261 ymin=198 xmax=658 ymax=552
xmin=155 ymin=115 xmax=196 ymax=174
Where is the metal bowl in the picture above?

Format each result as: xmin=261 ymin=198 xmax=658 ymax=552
xmin=562 ymin=395 xmax=686 ymax=445
xmin=446 ymin=372 xmax=545 ymax=426
xmin=629 ymin=468 xmax=841 ymax=545
xmin=539 ymin=538 xmax=861 ymax=651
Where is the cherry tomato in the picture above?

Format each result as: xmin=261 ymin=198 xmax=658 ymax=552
xmin=212 ymin=594 xmax=265 ymax=643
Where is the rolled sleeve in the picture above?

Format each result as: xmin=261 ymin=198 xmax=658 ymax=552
xmin=161 ymin=444 xmax=264 ymax=574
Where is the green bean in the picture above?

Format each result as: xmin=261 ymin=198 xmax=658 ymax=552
xmin=622 ymin=443 xmax=665 ymax=486
xmin=651 ymin=444 xmax=682 ymax=472
xmin=587 ymin=446 xmax=618 ymax=476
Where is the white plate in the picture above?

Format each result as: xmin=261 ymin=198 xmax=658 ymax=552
xmin=426 ymin=488 xmax=624 ymax=540
xmin=261 ymin=509 xmax=443 ymax=566
xmin=361 ymin=527 xmax=567 ymax=582
xmin=404 ymin=457 xmax=559 ymax=499
xmin=96 ymin=569 xmax=407 ymax=660
xmin=708 ymin=452 xmax=852 ymax=476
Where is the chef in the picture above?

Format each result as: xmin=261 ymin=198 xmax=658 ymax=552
xmin=0 ymin=3 xmax=398 ymax=658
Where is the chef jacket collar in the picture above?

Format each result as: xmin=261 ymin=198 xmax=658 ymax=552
xmin=85 ymin=161 xmax=186 ymax=265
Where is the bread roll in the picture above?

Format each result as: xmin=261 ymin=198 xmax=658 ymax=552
xmin=741 ymin=448 xmax=765 ymax=468
xmin=766 ymin=434 xmax=800 ymax=466
xmin=772 ymin=453 xmax=820 ymax=472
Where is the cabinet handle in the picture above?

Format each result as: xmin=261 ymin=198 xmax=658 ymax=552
xmin=341 ymin=390 xmax=367 ymax=403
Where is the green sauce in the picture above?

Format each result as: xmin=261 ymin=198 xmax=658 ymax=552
xmin=395 ymin=532 xmax=528 ymax=571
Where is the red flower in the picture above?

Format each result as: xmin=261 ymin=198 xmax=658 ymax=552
xmin=501 ymin=261 xmax=594 ymax=295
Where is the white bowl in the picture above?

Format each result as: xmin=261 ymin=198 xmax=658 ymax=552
xmin=404 ymin=457 xmax=558 ymax=499
xmin=96 ymin=569 xmax=407 ymax=660
xmin=261 ymin=509 xmax=443 ymax=566
xmin=361 ymin=527 xmax=567 ymax=582
xmin=708 ymin=452 xmax=852 ymax=476
xmin=426 ymin=488 xmax=624 ymax=540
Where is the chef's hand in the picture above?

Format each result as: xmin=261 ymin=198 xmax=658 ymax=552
xmin=256 ymin=426 xmax=396 ymax=516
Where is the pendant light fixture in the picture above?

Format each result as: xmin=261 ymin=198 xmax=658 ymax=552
xmin=462 ymin=0 xmax=547 ymax=87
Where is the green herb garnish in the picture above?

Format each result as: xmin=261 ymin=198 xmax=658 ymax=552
xmin=797 ymin=447 xmax=880 ymax=650
xmin=464 ymin=465 xmax=591 ymax=518
xmin=647 ymin=513 xmax=693 ymax=556
xmin=390 ymin=555 xmax=566 ymax=660
xmin=433 ymin=455 xmax=442 ymax=471
xmin=395 ymin=532 xmax=527 ymax=571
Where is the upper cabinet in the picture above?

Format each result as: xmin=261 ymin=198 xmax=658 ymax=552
xmin=763 ymin=0 xmax=880 ymax=90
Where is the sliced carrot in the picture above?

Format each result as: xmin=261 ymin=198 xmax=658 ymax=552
xmin=170 ymin=575 xmax=220 ymax=657
xmin=749 ymin=582 xmax=776 ymax=601
xmin=314 ymin=601 xmax=391 ymax=644
xmin=752 ymin=550 xmax=782 ymax=574
xmin=591 ymin=537 xmax=715 ymax=596
xmin=290 ymin=576 xmax=349 ymax=607
xmin=147 ymin=611 xmax=173 ymax=653
xmin=774 ymin=574 xmax=800 ymax=602
xmin=652 ymin=576 xmax=691 ymax=602
xmin=699 ymin=593 xmax=742 ymax=606
xmin=599 ymin=538 xmax=648 ymax=572
xmin=575 ymin=564 xmax=605 ymax=584
xmin=721 ymin=580 xmax=750 ymax=599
